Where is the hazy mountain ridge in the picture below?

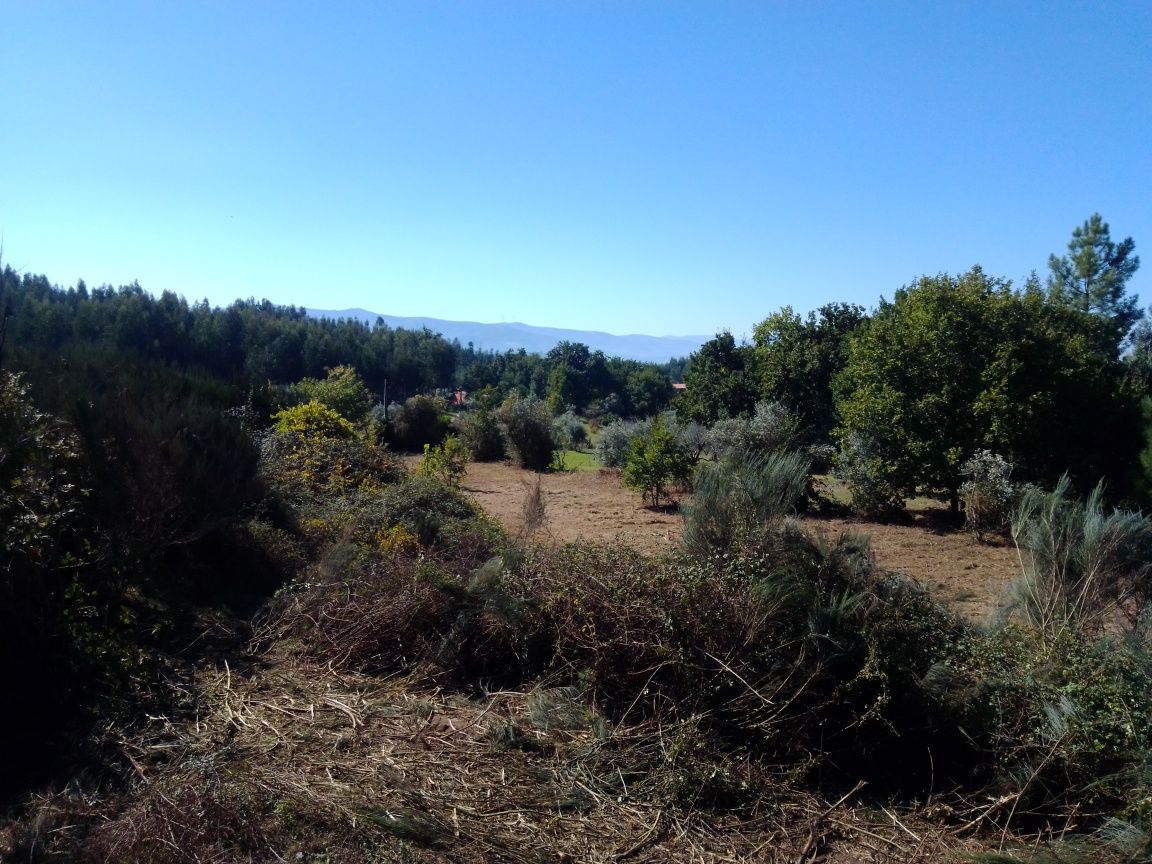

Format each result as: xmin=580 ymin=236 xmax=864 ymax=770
xmin=306 ymin=308 xmax=708 ymax=363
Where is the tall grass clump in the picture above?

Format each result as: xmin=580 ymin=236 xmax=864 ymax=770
xmin=682 ymin=450 xmax=810 ymax=554
xmin=1009 ymin=476 xmax=1152 ymax=638
xmin=921 ymin=476 xmax=1152 ymax=838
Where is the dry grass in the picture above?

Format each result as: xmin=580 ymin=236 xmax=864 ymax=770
xmin=519 ymin=476 xmax=548 ymax=541
xmin=6 ymin=654 xmax=987 ymax=863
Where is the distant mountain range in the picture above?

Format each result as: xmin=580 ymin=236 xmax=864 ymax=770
xmin=305 ymin=308 xmax=709 ymax=363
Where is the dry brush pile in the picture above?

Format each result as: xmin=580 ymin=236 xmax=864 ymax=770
xmin=7 ymin=446 xmax=1152 ymax=863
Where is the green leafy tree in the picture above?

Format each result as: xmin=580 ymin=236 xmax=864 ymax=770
xmin=752 ymin=302 xmax=867 ymax=442
xmin=543 ymin=341 xmax=612 ymax=414
xmin=835 ymin=267 xmax=1141 ymax=511
xmin=294 ymin=365 xmax=374 ymax=423
xmin=678 ymin=331 xmax=757 ymax=425
xmin=625 ymin=366 xmax=674 ymax=419
xmin=1048 ymin=213 xmax=1141 ymax=350
xmin=1128 ymin=320 xmax=1152 ymax=388
xmin=621 ymin=415 xmax=692 ymax=507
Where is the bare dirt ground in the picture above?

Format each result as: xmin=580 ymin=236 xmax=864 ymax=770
xmin=415 ymin=457 xmax=1020 ymax=620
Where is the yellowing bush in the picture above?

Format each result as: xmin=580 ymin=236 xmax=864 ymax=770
xmin=272 ymin=401 xmax=356 ymax=439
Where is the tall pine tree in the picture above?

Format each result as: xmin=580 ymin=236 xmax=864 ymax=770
xmin=1048 ymin=213 xmax=1141 ymax=351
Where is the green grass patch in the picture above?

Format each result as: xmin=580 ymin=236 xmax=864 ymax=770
xmin=812 ymin=473 xmax=852 ymax=505
xmin=554 ymin=449 xmax=600 ymax=472
xmin=813 ymin=473 xmax=950 ymax=513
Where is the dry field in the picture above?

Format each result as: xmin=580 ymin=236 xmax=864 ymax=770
xmin=449 ymin=459 xmax=1020 ymax=621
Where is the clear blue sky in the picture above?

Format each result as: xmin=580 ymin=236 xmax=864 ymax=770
xmin=3 ymin=1 xmax=1150 ymax=338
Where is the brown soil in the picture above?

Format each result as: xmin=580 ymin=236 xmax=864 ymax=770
xmin=796 ymin=513 xmax=1018 ymax=621
xmin=416 ymin=457 xmax=1020 ymax=620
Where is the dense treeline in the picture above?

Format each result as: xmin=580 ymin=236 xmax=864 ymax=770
xmin=0 ymin=264 xmax=680 ymax=800
xmin=0 ymin=269 xmax=680 ymax=419
xmin=677 ymin=214 xmax=1148 ymax=510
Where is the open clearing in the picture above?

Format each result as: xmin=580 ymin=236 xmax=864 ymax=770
xmin=450 ymin=459 xmax=1020 ymax=620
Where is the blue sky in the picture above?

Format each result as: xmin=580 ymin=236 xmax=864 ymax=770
xmin=3 ymin=2 xmax=1150 ymax=338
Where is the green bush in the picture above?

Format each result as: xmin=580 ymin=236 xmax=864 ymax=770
xmin=960 ymin=449 xmax=1015 ymax=539
xmin=272 ymin=400 xmax=356 ymax=438
xmin=418 ymin=435 xmax=470 ymax=488
xmin=596 ymin=418 xmax=647 ymax=469
xmin=0 ymin=371 xmax=84 ymax=564
xmin=454 ymin=407 xmax=506 ymax=462
xmin=259 ymin=427 xmax=403 ymax=499
xmin=553 ymin=410 xmax=588 ymax=450
xmin=293 ymin=365 xmax=373 ymax=423
xmin=835 ymin=431 xmax=906 ymax=516
xmin=503 ymin=529 xmax=970 ymax=797
xmin=621 ymin=415 xmax=692 ymax=507
xmin=945 ymin=625 xmax=1152 ymax=827
xmin=389 ymin=394 xmax=450 ymax=451
xmin=705 ymin=400 xmax=801 ymax=460
xmin=371 ymin=474 xmax=490 ymax=549
xmin=499 ymin=396 xmax=557 ymax=471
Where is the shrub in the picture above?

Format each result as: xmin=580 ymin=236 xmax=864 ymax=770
xmin=0 ymin=373 xmax=93 ymax=799
xmin=372 ymin=475 xmax=489 ymax=549
xmin=945 ymin=624 xmax=1152 ymax=828
xmin=454 ymin=407 xmax=506 ymax=462
xmin=805 ymin=443 xmax=838 ymax=473
xmin=621 ymin=416 xmax=692 ymax=507
xmin=674 ymin=417 xmax=709 ymax=461
xmin=418 ymin=435 xmax=470 ymax=488
xmin=389 ymin=394 xmax=450 ymax=451
xmin=553 ymin=410 xmax=587 ymax=450
xmin=293 ymin=365 xmax=373 ymax=423
xmin=0 ymin=372 xmax=84 ymax=563
xmin=682 ymin=450 xmax=811 ymax=555
xmin=364 ymin=402 xmax=389 ymax=443
xmin=835 ymin=432 xmax=905 ymax=516
xmin=705 ymin=401 xmax=800 ymax=460
xmin=259 ymin=427 xmax=403 ymax=498
xmin=596 ymin=418 xmax=648 ymax=469
xmin=959 ymin=449 xmax=1015 ymax=539
xmin=499 ymin=397 xmax=557 ymax=471
xmin=272 ymin=400 xmax=356 ymax=439
xmin=506 ymin=531 xmax=967 ymax=798
xmin=292 ymin=474 xmax=503 ymax=571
